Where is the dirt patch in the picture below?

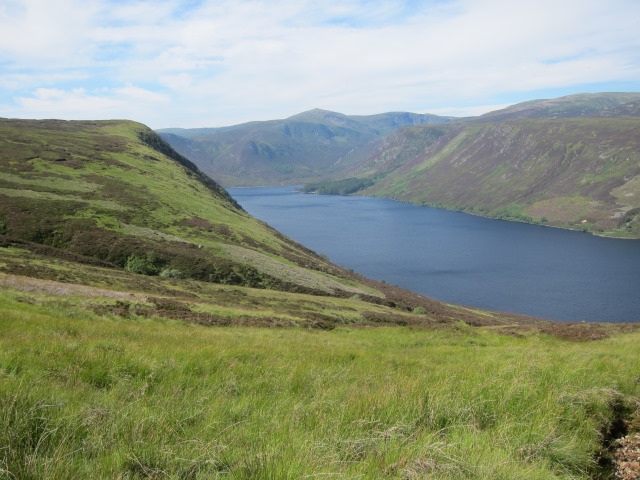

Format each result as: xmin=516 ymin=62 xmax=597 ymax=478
xmin=0 ymin=273 xmax=147 ymax=301
xmin=613 ymin=434 xmax=640 ymax=479
xmin=538 ymin=322 xmax=640 ymax=342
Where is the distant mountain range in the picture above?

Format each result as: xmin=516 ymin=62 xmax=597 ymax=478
xmin=157 ymin=110 xmax=451 ymax=186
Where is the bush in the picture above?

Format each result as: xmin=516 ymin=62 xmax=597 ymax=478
xmin=124 ymin=252 xmax=162 ymax=276
xmin=159 ymin=268 xmax=182 ymax=279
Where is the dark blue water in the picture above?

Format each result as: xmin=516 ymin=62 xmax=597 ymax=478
xmin=229 ymin=186 xmax=640 ymax=322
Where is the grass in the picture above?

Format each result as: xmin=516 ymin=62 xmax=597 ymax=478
xmin=1 ymin=289 xmax=639 ymax=479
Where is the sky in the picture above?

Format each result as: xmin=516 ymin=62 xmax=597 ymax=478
xmin=1 ymin=0 xmax=640 ymax=129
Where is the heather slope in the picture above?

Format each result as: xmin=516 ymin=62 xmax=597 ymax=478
xmin=304 ymin=94 xmax=640 ymax=238
xmin=362 ymin=118 xmax=640 ymax=237
xmin=0 ymin=118 xmax=384 ymax=299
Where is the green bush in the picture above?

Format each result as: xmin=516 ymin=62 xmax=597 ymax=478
xmin=159 ymin=268 xmax=183 ymax=279
xmin=124 ymin=252 xmax=162 ymax=275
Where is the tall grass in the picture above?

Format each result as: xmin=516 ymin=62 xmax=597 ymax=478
xmin=1 ymin=295 xmax=638 ymax=478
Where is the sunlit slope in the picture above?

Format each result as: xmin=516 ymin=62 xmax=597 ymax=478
xmin=0 ymin=118 xmax=382 ymax=298
xmin=1 ymin=287 xmax=639 ymax=479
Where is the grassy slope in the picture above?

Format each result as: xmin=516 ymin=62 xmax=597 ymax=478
xmin=0 ymin=118 xmax=394 ymax=299
xmin=1 ymin=286 xmax=639 ymax=479
xmin=361 ymin=118 xmax=640 ymax=237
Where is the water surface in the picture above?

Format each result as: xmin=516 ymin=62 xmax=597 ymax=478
xmin=229 ymin=186 xmax=640 ymax=322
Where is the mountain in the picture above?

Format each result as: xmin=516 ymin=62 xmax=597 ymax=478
xmin=0 ymin=117 xmax=520 ymax=328
xmin=157 ymin=109 xmax=451 ymax=186
xmin=473 ymin=92 xmax=640 ymax=122
xmin=305 ymin=93 xmax=640 ymax=238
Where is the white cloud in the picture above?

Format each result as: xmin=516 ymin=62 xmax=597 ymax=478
xmin=9 ymin=85 xmax=169 ymax=121
xmin=1 ymin=0 xmax=639 ymax=127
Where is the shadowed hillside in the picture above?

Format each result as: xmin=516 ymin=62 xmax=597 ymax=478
xmin=157 ymin=109 xmax=451 ymax=186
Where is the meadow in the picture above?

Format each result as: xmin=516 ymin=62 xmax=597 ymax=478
xmin=2 ymin=288 xmax=639 ymax=479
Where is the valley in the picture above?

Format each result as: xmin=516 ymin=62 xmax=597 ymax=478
xmin=161 ymin=93 xmax=640 ymax=238
xmin=1 ymin=106 xmax=639 ymax=478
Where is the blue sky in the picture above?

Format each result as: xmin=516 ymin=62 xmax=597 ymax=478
xmin=1 ymin=0 xmax=639 ymax=128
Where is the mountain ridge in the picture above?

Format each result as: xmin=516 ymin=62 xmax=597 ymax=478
xmin=157 ymin=110 xmax=452 ymax=186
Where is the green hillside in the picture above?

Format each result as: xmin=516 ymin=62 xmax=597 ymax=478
xmin=363 ymin=118 xmax=640 ymax=237
xmin=1 ymin=117 xmax=639 ymax=479
xmin=0 ymin=117 xmax=523 ymax=326
xmin=2 ymin=291 xmax=639 ymax=479
xmin=157 ymin=110 xmax=450 ymax=186
xmin=307 ymin=93 xmax=640 ymax=238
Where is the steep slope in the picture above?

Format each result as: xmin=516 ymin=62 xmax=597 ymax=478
xmin=362 ymin=118 xmax=640 ymax=237
xmin=0 ymin=118 xmax=365 ymax=296
xmin=1 ymin=117 xmax=525 ymax=327
xmin=157 ymin=109 xmax=451 ymax=186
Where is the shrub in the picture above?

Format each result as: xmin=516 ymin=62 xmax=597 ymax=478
xmin=159 ymin=268 xmax=182 ymax=279
xmin=124 ymin=252 xmax=162 ymax=276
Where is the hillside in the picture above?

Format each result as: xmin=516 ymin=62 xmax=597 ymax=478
xmin=157 ymin=110 xmax=451 ymax=186
xmin=0 ymin=117 xmax=522 ymax=327
xmin=473 ymin=92 xmax=640 ymax=122
xmin=306 ymin=93 xmax=640 ymax=238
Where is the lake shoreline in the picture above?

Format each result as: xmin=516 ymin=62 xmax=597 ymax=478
xmin=230 ymin=186 xmax=640 ymax=323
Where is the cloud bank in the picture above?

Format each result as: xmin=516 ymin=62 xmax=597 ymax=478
xmin=1 ymin=0 xmax=639 ymax=127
